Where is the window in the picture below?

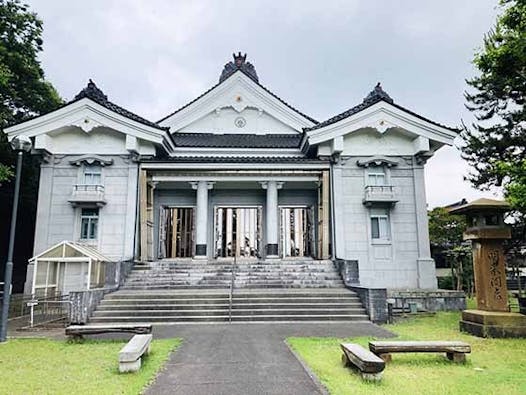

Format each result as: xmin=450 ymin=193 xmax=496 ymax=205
xmin=80 ymin=208 xmax=99 ymax=240
xmin=371 ymin=210 xmax=390 ymax=241
xmin=367 ymin=167 xmax=386 ymax=186
xmin=83 ymin=165 xmax=102 ymax=184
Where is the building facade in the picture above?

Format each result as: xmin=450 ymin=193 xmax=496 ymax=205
xmin=4 ymin=53 xmax=458 ymax=294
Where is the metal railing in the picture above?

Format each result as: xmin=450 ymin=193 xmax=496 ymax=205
xmin=363 ymin=185 xmax=397 ymax=202
xmin=228 ymin=252 xmax=237 ymax=323
xmin=0 ymin=293 xmax=71 ymax=329
xmin=69 ymin=184 xmax=106 ymax=205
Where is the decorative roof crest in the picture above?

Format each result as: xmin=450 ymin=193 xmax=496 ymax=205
xmin=74 ymin=79 xmax=108 ymax=102
xmin=363 ymin=82 xmax=393 ymax=104
xmin=219 ymin=52 xmax=259 ymax=83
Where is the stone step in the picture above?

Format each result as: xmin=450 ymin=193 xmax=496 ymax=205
xmin=92 ymin=308 xmax=366 ymax=317
xmin=107 ymin=291 xmax=357 ymax=299
xmin=121 ymin=285 xmax=230 ymax=290
xmin=97 ymin=299 xmax=362 ymax=311
xmin=89 ymin=314 xmax=368 ymax=323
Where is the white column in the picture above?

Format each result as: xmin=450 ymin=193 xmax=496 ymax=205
xmin=261 ymin=181 xmax=283 ymax=258
xmin=191 ymin=181 xmax=214 ymax=258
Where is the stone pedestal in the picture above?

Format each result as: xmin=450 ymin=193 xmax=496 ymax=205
xmin=460 ymin=310 xmax=526 ymax=338
xmin=450 ymin=198 xmax=525 ymax=338
xmin=471 ymin=240 xmax=508 ymax=312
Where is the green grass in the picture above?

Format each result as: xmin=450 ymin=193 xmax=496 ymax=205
xmin=0 ymin=338 xmax=180 ymax=395
xmin=288 ymin=312 xmax=526 ymax=395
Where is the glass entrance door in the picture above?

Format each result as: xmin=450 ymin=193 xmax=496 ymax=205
xmin=280 ymin=206 xmax=314 ymax=258
xmin=215 ymin=207 xmax=261 ymax=258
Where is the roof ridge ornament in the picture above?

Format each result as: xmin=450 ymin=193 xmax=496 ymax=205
xmin=219 ymin=52 xmax=259 ymax=83
xmin=363 ymin=82 xmax=393 ymax=104
xmin=74 ymin=79 xmax=108 ymax=102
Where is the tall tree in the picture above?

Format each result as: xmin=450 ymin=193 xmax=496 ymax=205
xmin=462 ymin=0 xmax=526 ymax=213
xmin=0 ymin=0 xmax=62 ymax=181
xmin=0 ymin=0 xmax=62 ymax=291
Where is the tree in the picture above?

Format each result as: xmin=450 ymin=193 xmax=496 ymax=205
xmin=462 ymin=0 xmax=526 ymax=213
xmin=0 ymin=0 xmax=62 ymax=181
xmin=428 ymin=208 xmax=473 ymax=294
xmin=0 ymin=0 xmax=62 ymax=292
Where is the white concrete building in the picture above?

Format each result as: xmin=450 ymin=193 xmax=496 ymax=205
xmin=4 ymin=53 xmax=458 ymax=295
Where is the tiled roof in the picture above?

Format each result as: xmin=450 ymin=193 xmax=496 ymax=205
xmin=145 ymin=156 xmax=324 ymax=163
xmin=74 ymin=80 xmax=168 ymax=131
xmin=305 ymin=83 xmax=459 ymax=132
xmin=172 ymin=133 xmax=302 ymax=148
xmin=158 ymin=54 xmax=318 ymax=124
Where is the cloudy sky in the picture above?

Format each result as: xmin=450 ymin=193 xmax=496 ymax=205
xmin=28 ymin=0 xmax=501 ymax=208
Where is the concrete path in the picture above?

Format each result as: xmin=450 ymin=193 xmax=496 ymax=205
xmin=144 ymin=322 xmax=393 ymax=395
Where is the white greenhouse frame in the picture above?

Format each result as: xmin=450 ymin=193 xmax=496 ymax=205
xmin=29 ymin=240 xmax=111 ymax=296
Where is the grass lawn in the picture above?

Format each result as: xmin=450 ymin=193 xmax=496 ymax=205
xmin=288 ymin=312 xmax=526 ymax=395
xmin=0 ymin=338 xmax=180 ymax=395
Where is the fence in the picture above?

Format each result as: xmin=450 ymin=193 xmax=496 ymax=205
xmin=0 ymin=292 xmax=71 ymax=329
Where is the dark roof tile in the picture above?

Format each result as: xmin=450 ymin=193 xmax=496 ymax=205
xmin=172 ymin=133 xmax=302 ymax=148
xmin=306 ymin=83 xmax=459 ymax=132
xmin=74 ymin=80 xmax=168 ymax=131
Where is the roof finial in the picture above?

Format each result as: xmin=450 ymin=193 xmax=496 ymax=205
xmin=363 ymin=82 xmax=393 ymax=104
xmin=220 ymin=52 xmax=259 ymax=83
xmin=74 ymin=79 xmax=108 ymax=102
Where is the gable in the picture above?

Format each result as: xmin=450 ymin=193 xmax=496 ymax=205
xmin=159 ymin=71 xmax=316 ymax=134
xmin=4 ymin=82 xmax=174 ymax=156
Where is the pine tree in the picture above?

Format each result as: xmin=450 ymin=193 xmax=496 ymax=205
xmin=462 ymin=0 xmax=526 ymax=213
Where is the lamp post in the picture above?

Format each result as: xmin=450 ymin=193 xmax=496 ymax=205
xmin=0 ymin=135 xmax=32 ymax=343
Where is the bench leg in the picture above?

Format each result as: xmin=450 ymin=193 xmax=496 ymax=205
xmin=361 ymin=372 xmax=383 ymax=382
xmin=446 ymin=352 xmax=466 ymax=363
xmin=378 ymin=353 xmax=392 ymax=363
xmin=341 ymin=353 xmax=350 ymax=367
xmin=119 ymin=358 xmax=142 ymax=373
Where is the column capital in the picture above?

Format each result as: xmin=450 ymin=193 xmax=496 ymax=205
xmin=259 ymin=181 xmax=284 ymax=189
xmin=189 ymin=181 xmax=215 ymax=190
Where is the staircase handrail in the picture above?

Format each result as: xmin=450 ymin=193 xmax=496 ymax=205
xmin=228 ymin=253 xmax=236 ymax=323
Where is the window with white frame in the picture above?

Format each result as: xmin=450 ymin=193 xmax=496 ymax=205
xmin=83 ymin=164 xmax=102 ymax=184
xmin=80 ymin=208 xmax=99 ymax=240
xmin=370 ymin=209 xmax=390 ymax=241
xmin=367 ymin=167 xmax=386 ymax=186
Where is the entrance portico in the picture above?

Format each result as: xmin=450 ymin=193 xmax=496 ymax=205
xmin=139 ymin=162 xmax=331 ymax=262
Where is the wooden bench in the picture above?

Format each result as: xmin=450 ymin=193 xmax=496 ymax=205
xmin=119 ymin=334 xmax=153 ymax=373
xmin=65 ymin=324 xmax=152 ymax=339
xmin=369 ymin=341 xmax=471 ymax=363
xmin=340 ymin=343 xmax=386 ymax=381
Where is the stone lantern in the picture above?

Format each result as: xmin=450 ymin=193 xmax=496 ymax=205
xmin=450 ymin=198 xmax=526 ymax=338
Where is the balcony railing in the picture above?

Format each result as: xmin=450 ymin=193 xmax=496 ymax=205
xmin=363 ymin=185 xmax=398 ymax=206
xmin=68 ymin=184 xmax=106 ymax=206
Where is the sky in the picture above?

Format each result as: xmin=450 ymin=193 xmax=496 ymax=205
xmin=27 ymin=0 xmax=502 ymax=208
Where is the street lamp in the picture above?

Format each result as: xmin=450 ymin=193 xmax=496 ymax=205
xmin=0 ymin=135 xmax=32 ymax=342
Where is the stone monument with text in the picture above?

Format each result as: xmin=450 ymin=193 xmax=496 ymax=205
xmin=451 ymin=198 xmax=526 ymax=338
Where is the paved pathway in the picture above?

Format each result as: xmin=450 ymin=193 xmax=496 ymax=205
xmin=144 ymin=322 xmax=394 ymax=395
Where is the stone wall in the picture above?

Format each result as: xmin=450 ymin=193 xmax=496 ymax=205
xmin=69 ymin=289 xmax=108 ymax=324
xmin=349 ymin=286 xmax=388 ymax=324
xmin=387 ymin=289 xmax=466 ymax=312
xmin=332 ymin=155 xmax=436 ymax=289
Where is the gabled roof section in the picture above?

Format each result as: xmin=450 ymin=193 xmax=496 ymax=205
xmin=306 ymin=83 xmax=459 ymax=133
xmin=29 ymin=240 xmax=112 ymax=262
xmin=172 ymin=133 xmax=302 ymax=148
xmin=158 ymin=53 xmax=317 ymax=125
xmin=72 ymin=80 xmax=167 ymax=131
xmin=4 ymin=80 xmax=174 ymax=153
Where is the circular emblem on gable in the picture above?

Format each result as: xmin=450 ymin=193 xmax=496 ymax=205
xmin=234 ymin=116 xmax=246 ymax=128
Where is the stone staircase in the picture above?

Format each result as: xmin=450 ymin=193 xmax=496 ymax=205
xmin=90 ymin=289 xmax=368 ymax=324
xmin=121 ymin=259 xmax=345 ymax=290
xmin=89 ymin=259 xmax=369 ymax=324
